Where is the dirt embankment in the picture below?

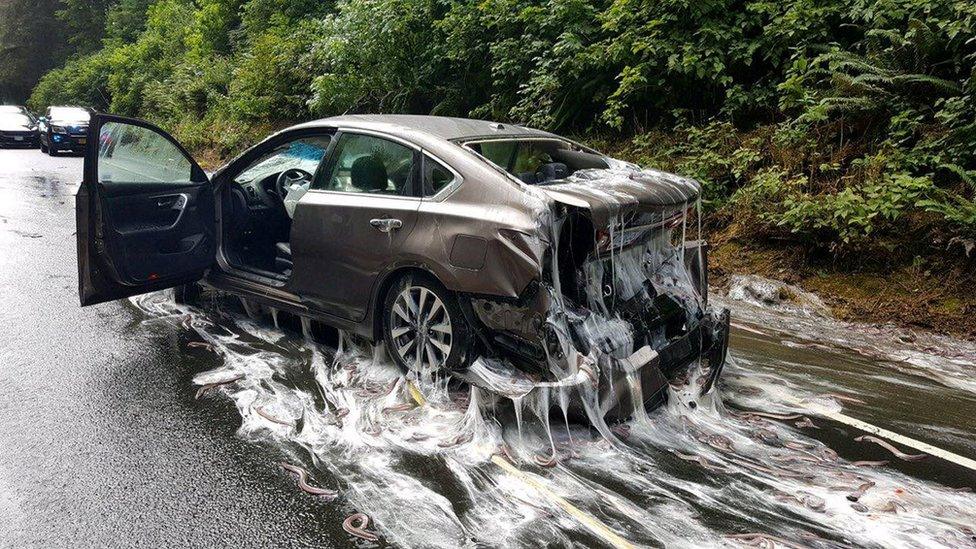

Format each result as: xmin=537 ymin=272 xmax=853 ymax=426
xmin=708 ymin=228 xmax=976 ymax=340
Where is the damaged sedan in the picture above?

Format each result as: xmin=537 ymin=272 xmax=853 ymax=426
xmin=76 ymin=114 xmax=729 ymax=421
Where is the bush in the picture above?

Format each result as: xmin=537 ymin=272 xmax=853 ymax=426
xmin=21 ymin=0 xmax=976 ymax=255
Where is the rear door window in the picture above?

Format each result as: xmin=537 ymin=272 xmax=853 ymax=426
xmin=316 ymin=133 xmax=417 ymax=196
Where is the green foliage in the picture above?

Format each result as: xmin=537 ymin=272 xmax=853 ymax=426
xmin=775 ymin=174 xmax=935 ymax=244
xmin=57 ymin=0 xmax=115 ymax=53
xmin=0 ymin=0 xmax=68 ymax=102
xmin=29 ymin=49 xmax=115 ymax=110
xmin=105 ymin=0 xmax=155 ymax=43
xmin=231 ymin=19 xmax=323 ymax=120
xmin=309 ymin=0 xmax=447 ymax=115
xmin=12 ymin=0 xmax=976 ymax=257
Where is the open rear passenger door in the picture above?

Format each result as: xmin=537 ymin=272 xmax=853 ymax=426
xmin=77 ymin=113 xmax=215 ymax=306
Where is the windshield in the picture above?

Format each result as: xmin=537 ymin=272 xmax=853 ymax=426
xmin=235 ymin=137 xmax=332 ymax=184
xmin=0 ymin=114 xmax=32 ymax=127
xmin=463 ymin=138 xmax=609 ymax=185
xmin=49 ymin=107 xmax=90 ymax=122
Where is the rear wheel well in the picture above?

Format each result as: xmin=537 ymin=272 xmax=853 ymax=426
xmin=372 ymin=266 xmax=443 ymax=340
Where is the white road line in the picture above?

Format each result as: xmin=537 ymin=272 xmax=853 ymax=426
xmin=812 ymin=406 xmax=976 ymax=472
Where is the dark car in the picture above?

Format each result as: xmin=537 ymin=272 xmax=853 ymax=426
xmin=0 ymin=111 xmax=38 ymax=148
xmin=38 ymin=106 xmax=91 ymax=155
xmin=76 ymin=113 xmax=729 ymax=420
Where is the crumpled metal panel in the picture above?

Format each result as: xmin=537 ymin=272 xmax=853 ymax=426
xmin=535 ymin=166 xmax=701 ymax=226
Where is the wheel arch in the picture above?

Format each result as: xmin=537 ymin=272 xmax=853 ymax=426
xmin=370 ymin=264 xmax=448 ymax=341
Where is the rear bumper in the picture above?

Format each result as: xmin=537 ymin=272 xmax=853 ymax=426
xmin=597 ymin=306 xmax=730 ymax=420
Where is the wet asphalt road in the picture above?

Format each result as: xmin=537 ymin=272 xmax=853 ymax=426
xmin=0 ymin=149 xmax=342 ymax=548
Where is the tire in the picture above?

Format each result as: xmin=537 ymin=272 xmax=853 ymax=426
xmin=174 ymin=282 xmax=202 ymax=305
xmin=39 ymin=141 xmax=46 ymax=153
xmin=382 ymin=272 xmax=470 ymax=376
xmin=48 ymin=146 xmax=57 ymax=157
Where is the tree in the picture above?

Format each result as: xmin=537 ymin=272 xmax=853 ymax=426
xmin=57 ymin=0 xmax=115 ymax=53
xmin=0 ymin=0 xmax=69 ymax=103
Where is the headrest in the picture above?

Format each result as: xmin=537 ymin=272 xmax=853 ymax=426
xmin=351 ymin=155 xmax=388 ymax=192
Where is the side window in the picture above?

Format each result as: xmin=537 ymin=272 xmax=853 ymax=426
xmin=98 ymin=122 xmax=193 ymax=184
xmin=234 ymin=134 xmax=332 ymax=184
xmin=317 ymin=133 xmax=416 ymax=196
xmin=423 ymin=155 xmax=456 ymax=197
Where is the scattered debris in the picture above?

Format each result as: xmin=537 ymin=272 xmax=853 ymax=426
xmin=382 ymin=403 xmax=414 ymax=414
xmin=851 ymin=460 xmax=889 ymax=468
xmin=493 ymin=444 xmax=516 ymax=464
xmin=533 ymin=453 xmax=558 ymax=468
xmin=879 ymin=500 xmax=902 ymax=513
xmin=724 ymin=532 xmax=806 ymax=549
xmin=437 ymin=433 xmax=472 ymax=448
xmin=610 ymin=424 xmax=631 ymax=440
xmin=673 ymin=451 xmax=726 ymax=472
xmin=406 ymin=432 xmax=430 ymax=442
xmin=794 ymin=417 xmax=818 ymax=429
xmin=187 ymin=341 xmax=214 ymax=352
xmin=818 ymin=392 xmax=866 ymax=405
xmin=742 ymin=411 xmax=803 ymax=421
xmin=727 ymin=274 xmax=830 ymax=317
xmin=254 ymin=406 xmax=293 ymax=427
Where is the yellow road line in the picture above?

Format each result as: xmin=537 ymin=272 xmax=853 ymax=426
xmin=406 ymin=378 xmax=634 ymax=548
xmin=491 ymin=455 xmax=636 ymax=549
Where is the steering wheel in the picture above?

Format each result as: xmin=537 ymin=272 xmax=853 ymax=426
xmin=275 ymin=168 xmax=313 ymax=201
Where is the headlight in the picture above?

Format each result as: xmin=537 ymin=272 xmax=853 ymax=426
xmin=51 ymin=125 xmax=67 ymax=134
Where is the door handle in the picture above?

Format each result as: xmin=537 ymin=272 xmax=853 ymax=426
xmin=156 ymin=194 xmax=186 ymax=210
xmin=370 ymin=218 xmax=403 ymax=232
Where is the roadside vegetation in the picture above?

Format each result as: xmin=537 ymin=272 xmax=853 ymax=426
xmin=4 ymin=0 xmax=976 ymax=334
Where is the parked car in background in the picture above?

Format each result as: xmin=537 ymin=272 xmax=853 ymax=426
xmin=0 ymin=105 xmax=34 ymax=118
xmin=76 ymin=113 xmax=729 ymax=420
xmin=0 ymin=111 xmax=38 ymax=148
xmin=38 ymin=106 xmax=91 ymax=156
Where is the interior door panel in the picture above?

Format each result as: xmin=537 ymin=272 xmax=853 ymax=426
xmin=100 ymin=183 xmax=214 ymax=283
xmin=77 ymin=114 xmax=215 ymax=306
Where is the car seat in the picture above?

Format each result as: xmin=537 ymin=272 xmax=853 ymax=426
xmin=351 ymin=156 xmax=388 ymax=192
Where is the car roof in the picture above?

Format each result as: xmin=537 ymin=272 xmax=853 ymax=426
xmin=299 ymin=114 xmax=558 ymax=142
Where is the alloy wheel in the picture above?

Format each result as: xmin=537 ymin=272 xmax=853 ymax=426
xmin=389 ymin=285 xmax=453 ymax=375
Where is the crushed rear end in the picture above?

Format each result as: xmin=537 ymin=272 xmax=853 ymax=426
xmin=461 ymin=165 xmax=730 ymax=424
